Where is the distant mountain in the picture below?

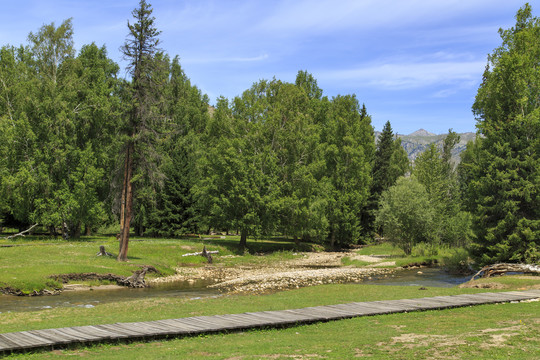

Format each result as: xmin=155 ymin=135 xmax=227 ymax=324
xmin=408 ymin=129 xmax=437 ymax=137
xmin=375 ymin=130 xmax=477 ymax=164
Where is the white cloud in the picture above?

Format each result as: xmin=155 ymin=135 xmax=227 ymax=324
xmin=319 ymin=59 xmax=485 ymax=90
xmin=258 ymin=0 xmax=505 ymax=33
xmin=183 ymin=53 xmax=269 ymax=65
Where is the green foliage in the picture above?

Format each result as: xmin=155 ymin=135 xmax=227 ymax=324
xmin=372 ymin=121 xmax=409 ymax=197
xmin=368 ymin=120 xmax=409 ymax=237
xmin=322 ymin=97 xmax=374 ymax=247
xmin=464 ymin=4 xmax=540 ymax=265
xmin=414 ymin=132 xmax=472 ymax=247
xmin=442 ymin=248 xmax=473 ymax=274
xmin=376 ymin=177 xmax=436 ymax=255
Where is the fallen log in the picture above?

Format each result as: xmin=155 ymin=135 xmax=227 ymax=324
xmin=2 ymin=223 xmax=39 ymax=240
xmin=182 ymin=246 xmax=217 ymax=263
xmin=51 ymin=265 xmax=161 ymax=289
xmin=471 ymin=263 xmax=540 ymax=280
xmin=182 ymin=249 xmax=219 ymax=257
xmin=118 ymin=265 xmax=160 ymax=288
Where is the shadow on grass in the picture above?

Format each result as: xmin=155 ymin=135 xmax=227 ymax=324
xmin=186 ymin=236 xmax=317 ymax=255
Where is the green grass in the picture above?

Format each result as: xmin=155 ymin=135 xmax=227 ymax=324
xmin=0 ymin=235 xmax=302 ymax=293
xmin=2 ymin=281 xmax=539 ymax=359
xmin=341 ymin=256 xmax=371 ymax=267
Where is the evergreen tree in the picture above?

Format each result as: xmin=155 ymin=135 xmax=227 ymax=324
xmin=368 ymin=121 xmax=409 ymax=236
xmin=118 ymin=0 xmax=163 ymax=260
xmin=147 ymin=56 xmax=209 ymax=237
xmin=465 ymin=4 xmax=540 ymax=264
xmin=414 ymin=138 xmax=471 ymax=247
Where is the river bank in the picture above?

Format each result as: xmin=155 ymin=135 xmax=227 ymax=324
xmin=150 ymin=251 xmax=397 ymax=294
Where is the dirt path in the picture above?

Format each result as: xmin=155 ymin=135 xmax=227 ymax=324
xmin=150 ymin=251 xmax=396 ymax=294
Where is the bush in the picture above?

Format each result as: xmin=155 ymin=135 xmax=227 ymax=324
xmin=442 ymin=248 xmax=473 ymax=275
xmin=376 ymin=177 xmax=436 ymax=255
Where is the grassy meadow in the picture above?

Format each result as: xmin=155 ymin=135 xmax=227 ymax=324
xmin=1 ymin=231 xmax=539 ymax=359
xmin=1 ymin=281 xmax=539 ymax=359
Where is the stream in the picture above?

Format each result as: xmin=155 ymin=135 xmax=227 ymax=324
xmin=0 ymin=268 xmax=470 ymax=313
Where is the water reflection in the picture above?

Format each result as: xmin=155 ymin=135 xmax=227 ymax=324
xmin=362 ymin=267 xmax=471 ymax=288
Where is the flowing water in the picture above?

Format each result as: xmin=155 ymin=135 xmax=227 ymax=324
xmin=0 ymin=268 xmax=470 ymax=313
xmin=362 ymin=267 xmax=471 ymax=288
xmin=0 ymin=279 xmax=219 ymax=313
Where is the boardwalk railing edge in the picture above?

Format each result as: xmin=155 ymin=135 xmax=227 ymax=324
xmin=1 ymin=289 xmax=539 ymax=355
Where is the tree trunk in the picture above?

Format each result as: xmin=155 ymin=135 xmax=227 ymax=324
xmin=118 ymin=143 xmax=134 ymax=261
xmin=85 ymin=224 xmax=92 ymax=236
xmin=330 ymin=226 xmax=336 ymax=249
xmin=71 ymin=222 xmax=81 ymax=239
xmin=119 ymin=143 xmax=130 ymax=237
xmin=294 ymin=235 xmax=300 ymax=247
xmin=239 ymin=230 xmax=247 ymax=251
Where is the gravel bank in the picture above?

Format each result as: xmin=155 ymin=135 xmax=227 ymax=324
xmin=149 ymin=251 xmax=396 ymax=294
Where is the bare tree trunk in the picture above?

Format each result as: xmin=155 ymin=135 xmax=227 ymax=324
xmin=118 ymin=143 xmax=134 ymax=261
xmin=330 ymin=226 xmax=336 ymax=249
xmin=239 ymin=230 xmax=247 ymax=251
xmin=119 ymin=143 xmax=130 ymax=237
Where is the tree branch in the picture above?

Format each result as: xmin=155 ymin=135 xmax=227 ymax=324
xmin=3 ymin=224 xmax=39 ymax=240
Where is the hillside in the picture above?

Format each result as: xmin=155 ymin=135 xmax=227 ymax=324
xmin=375 ymin=129 xmax=477 ymax=164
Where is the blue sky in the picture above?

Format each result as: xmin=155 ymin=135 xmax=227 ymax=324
xmin=0 ymin=1 xmax=532 ymax=134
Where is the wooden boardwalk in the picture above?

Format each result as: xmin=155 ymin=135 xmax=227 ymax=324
xmin=1 ymin=290 xmax=539 ymax=354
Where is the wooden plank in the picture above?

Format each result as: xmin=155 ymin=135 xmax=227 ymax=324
xmin=180 ymin=317 xmax=227 ymax=331
xmin=347 ymin=302 xmax=406 ymax=314
xmin=286 ymin=307 xmax=348 ymax=320
xmin=152 ymin=320 xmax=197 ymax=333
xmin=108 ymin=323 xmax=157 ymax=337
xmin=120 ymin=322 xmax=169 ymax=336
xmin=0 ymin=334 xmax=24 ymax=351
xmin=0 ymin=333 xmax=39 ymax=349
xmin=220 ymin=313 xmax=276 ymax=327
xmin=370 ymin=300 xmax=426 ymax=311
xmin=259 ymin=310 xmax=315 ymax=323
xmin=2 ymin=290 xmax=540 ymax=354
xmin=66 ymin=326 xmax=113 ymax=341
xmin=420 ymin=296 xmax=477 ymax=307
xmin=326 ymin=303 xmax=381 ymax=315
xmin=53 ymin=327 xmax=99 ymax=341
xmin=177 ymin=317 xmax=226 ymax=332
xmin=29 ymin=328 xmax=87 ymax=344
xmin=93 ymin=324 xmax=140 ymax=338
xmin=157 ymin=319 xmax=206 ymax=333
xmin=208 ymin=315 xmax=254 ymax=330
xmin=16 ymin=331 xmax=55 ymax=347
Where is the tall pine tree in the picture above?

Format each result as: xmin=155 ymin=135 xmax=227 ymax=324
xmin=118 ymin=0 xmax=162 ymax=260
xmin=465 ymin=4 xmax=540 ymax=265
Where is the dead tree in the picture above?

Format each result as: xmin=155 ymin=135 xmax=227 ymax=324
xmin=471 ymin=263 xmax=540 ymax=280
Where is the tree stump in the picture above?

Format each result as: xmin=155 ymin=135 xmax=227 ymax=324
xmin=96 ymin=245 xmax=112 ymax=256
xmin=202 ymin=246 xmax=213 ymax=264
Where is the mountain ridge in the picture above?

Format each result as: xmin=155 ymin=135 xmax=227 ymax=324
xmin=375 ymin=129 xmax=476 ymax=164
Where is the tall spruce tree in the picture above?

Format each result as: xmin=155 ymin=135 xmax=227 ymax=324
xmin=466 ymin=4 xmax=540 ymax=264
xmin=118 ymin=0 xmax=162 ymax=260
xmin=366 ymin=121 xmax=408 ymax=237
xmin=372 ymin=121 xmax=405 ymax=197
